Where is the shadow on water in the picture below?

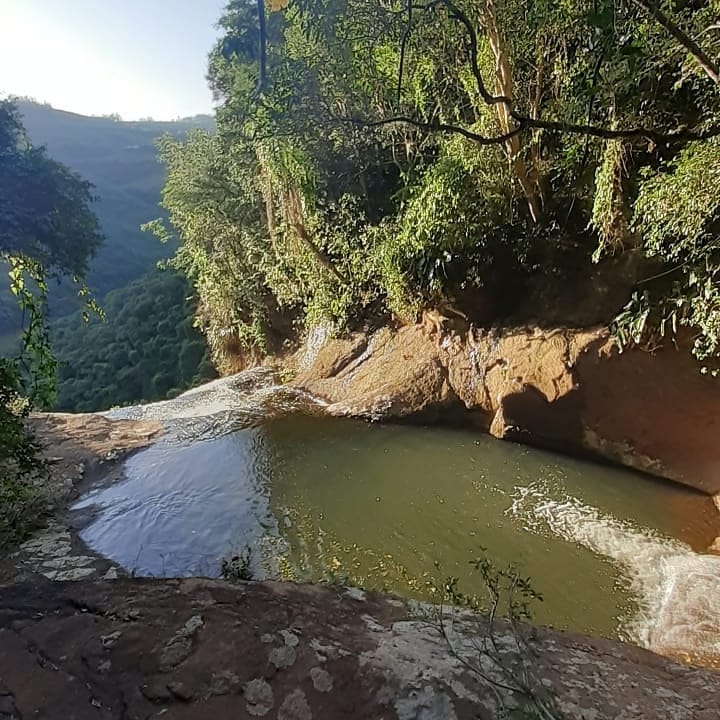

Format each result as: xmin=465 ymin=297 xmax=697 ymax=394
xmin=73 ymin=371 xmax=720 ymax=660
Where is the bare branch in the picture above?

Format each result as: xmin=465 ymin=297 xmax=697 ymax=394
xmin=397 ymin=0 xmax=413 ymax=103
xmin=338 ymin=114 xmax=523 ymax=145
xmin=629 ymin=0 xmax=720 ymax=85
xmin=517 ymin=115 xmax=720 ymax=143
xmin=339 ymin=112 xmax=720 ymax=147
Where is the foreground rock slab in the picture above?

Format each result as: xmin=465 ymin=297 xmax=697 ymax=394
xmin=0 ymin=578 xmax=717 ymax=719
xmin=1 ymin=414 xmax=163 ymax=586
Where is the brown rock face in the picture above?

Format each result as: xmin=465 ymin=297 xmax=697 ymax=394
xmin=294 ymin=326 xmax=463 ymax=422
xmin=293 ymin=323 xmax=720 ymax=495
xmin=0 ymin=578 xmax=717 ymax=720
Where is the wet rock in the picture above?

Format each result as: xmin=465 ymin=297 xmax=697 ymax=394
xmin=244 ymin=678 xmax=274 ymax=716
xmin=293 ymin=323 xmax=720 ymax=495
xmin=278 ymin=688 xmax=312 ymax=720
xmin=3 ymin=413 xmax=162 ymax=586
xmin=0 ymin=577 xmax=717 ymax=719
xmin=53 ymin=567 xmax=97 ymax=582
xmin=343 ymin=586 xmax=366 ymax=602
xmin=40 ymin=556 xmax=96 ymax=571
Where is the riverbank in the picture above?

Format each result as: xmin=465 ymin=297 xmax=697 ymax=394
xmin=0 ymin=413 xmax=162 ymax=585
xmin=1 ymin=576 xmax=718 ymax=719
xmin=0 ymin=359 xmax=717 ymax=720
xmin=289 ymin=321 xmax=720 ymax=499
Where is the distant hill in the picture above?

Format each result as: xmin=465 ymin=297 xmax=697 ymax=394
xmin=0 ymin=101 xmax=214 ymax=335
xmin=52 ymin=269 xmax=216 ymax=412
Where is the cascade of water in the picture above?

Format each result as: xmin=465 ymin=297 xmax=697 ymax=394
xmin=104 ymin=367 xmax=322 ymax=442
xmin=508 ymin=481 xmax=720 ymax=660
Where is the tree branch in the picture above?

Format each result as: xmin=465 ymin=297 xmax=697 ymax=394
xmin=339 ymin=112 xmax=720 ymax=147
xmin=629 ymin=0 xmax=720 ymax=84
xmin=397 ymin=0 xmax=413 ymax=103
xmin=338 ymin=114 xmax=523 ymax=145
xmin=415 ymin=0 xmax=720 ymax=143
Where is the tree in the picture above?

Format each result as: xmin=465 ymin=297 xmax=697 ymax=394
xmin=0 ymin=98 xmax=102 ymax=547
xmin=1 ymin=101 xmax=101 ymax=279
xmin=157 ymin=0 xmax=720 ymax=368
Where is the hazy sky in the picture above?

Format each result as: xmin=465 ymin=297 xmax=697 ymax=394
xmin=0 ymin=0 xmax=227 ymax=120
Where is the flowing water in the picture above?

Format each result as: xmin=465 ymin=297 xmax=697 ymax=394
xmin=72 ymin=369 xmax=720 ymax=658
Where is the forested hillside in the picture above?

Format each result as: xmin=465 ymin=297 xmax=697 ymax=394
xmin=0 ymin=101 xmax=214 ymax=334
xmin=152 ymin=0 xmax=720 ymax=372
xmin=0 ymin=102 xmax=218 ymax=411
xmin=52 ymin=270 xmax=216 ymax=412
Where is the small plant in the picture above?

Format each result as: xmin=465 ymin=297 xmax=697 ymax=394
xmin=280 ymin=367 xmax=296 ymax=384
xmin=0 ymin=359 xmax=47 ymax=550
xmin=319 ymin=567 xmax=352 ymax=587
xmin=428 ymin=552 xmax=565 ymax=719
xmin=221 ymin=546 xmax=254 ymax=582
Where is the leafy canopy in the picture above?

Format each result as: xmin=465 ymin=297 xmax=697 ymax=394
xmin=155 ymin=0 xmax=720 ymax=366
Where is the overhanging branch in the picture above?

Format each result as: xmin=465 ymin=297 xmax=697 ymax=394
xmin=340 ymin=115 xmax=523 ymax=145
xmin=399 ymin=0 xmax=720 ymax=144
xmin=339 ymin=112 xmax=720 ymax=145
xmin=629 ymin=0 xmax=720 ymax=84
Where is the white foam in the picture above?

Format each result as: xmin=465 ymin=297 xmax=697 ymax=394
xmin=509 ymin=482 xmax=720 ymax=659
xmin=102 ymin=367 xmax=323 ymax=442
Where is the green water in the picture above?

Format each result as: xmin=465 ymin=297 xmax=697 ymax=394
xmin=259 ymin=417 xmax=718 ymax=640
xmin=76 ymin=409 xmax=720 ymax=644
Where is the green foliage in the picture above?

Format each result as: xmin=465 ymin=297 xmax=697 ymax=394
xmin=591 ymin=139 xmax=629 ymax=258
xmin=0 ymin=357 xmax=44 ymax=548
xmin=0 ymin=100 xmax=214 ymax=335
xmin=52 ymin=269 xmax=216 ymax=412
xmin=158 ymin=0 xmax=720 ymax=367
xmin=433 ymin=554 xmax=564 ymax=719
xmin=627 ymin=138 xmax=720 ymax=362
xmin=0 ymin=102 xmax=102 ymax=278
xmin=374 ymin=148 xmax=527 ymax=319
xmin=0 ymin=99 xmax=102 ymax=548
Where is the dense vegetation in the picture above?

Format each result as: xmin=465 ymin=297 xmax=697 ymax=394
xmin=0 ymin=101 xmax=218 ymax=413
xmin=53 ymin=269 xmax=216 ymax=412
xmin=0 ymin=99 xmax=102 ymax=547
xmin=151 ymin=0 xmax=720 ymax=371
xmin=0 ymin=101 xmax=214 ymax=336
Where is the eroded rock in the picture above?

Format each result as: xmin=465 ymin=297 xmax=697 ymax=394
xmin=293 ymin=323 xmax=720 ymax=495
xmin=309 ymin=667 xmax=333 ymax=693
xmin=244 ymin=678 xmax=274 ymax=716
xmin=0 ymin=578 xmax=716 ymax=720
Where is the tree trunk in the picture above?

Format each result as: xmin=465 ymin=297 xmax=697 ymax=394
xmin=482 ymin=0 xmax=543 ymax=222
xmin=282 ymin=186 xmax=348 ymax=285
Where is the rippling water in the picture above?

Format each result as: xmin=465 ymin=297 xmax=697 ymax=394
xmin=73 ymin=371 xmax=720 ymax=659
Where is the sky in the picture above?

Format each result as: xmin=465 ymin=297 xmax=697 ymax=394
xmin=0 ymin=0 xmax=227 ymax=120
